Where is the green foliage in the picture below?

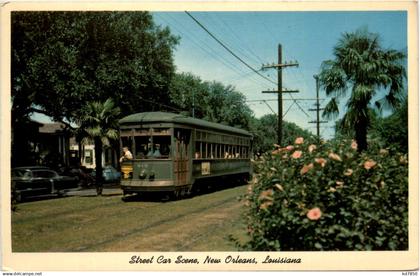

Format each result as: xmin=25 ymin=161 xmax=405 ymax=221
xmin=12 ymin=11 xmax=178 ymax=123
xmin=319 ymin=28 xmax=406 ymax=151
xmin=241 ymin=137 xmax=408 ymax=251
xmin=169 ymin=72 xmax=253 ymax=130
xmin=11 ymin=11 xmax=178 ymax=166
xmin=250 ymin=114 xmax=316 ymax=155
xmin=78 ymin=99 xmax=121 ymax=144
xmin=370 ymin=97 xmax=408 ymax=153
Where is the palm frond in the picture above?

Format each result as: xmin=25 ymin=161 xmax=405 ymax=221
xmin=319 ymin=61 xmax=347 ymax=98
xmin=77 ymin=98 xmax=121 ymax=142
xmin=348 ymin=84 xmax=374 ymax=108
xmin=374 ymin=100 xmax=383 ymax=113
xmin=378 ymin=91 xmax=403 ymax=111
xmin=105 ymin=128 xmax=119 ymax=140
xmin=322 ymin=97 xmax=340 ymax=120
xmin=85 ymin=126 xmax=102 ymax=138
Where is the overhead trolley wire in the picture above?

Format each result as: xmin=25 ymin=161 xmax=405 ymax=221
xmin=251 ymin=12 xmax=311 ymax=118
xmin=185 ymin=11 xmax=277 ymax=86
xmin=211 ymin=13 xmax=265 ymax=65
xmin=159 ymin=13 xmax=270 ymax=89
xmin=262 ymin=100 xmax=276 ymax=115
xmin=184 ymin=12 xmax=311 ymax=120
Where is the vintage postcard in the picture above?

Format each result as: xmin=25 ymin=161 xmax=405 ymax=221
xmin=1 ymin=0 xmax=418 ymax=272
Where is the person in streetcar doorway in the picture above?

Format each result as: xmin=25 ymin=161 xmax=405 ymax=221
xmin=120 ymin=147 xmax=133 ymax=162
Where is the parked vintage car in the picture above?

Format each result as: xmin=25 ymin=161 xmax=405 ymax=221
xmin=90 ymin=165 xmax=121 ymax=183
xmin=11 ymin=166 xmax=79 ymax=202
xmin=59 ymin=166 xmax=95 ymax=187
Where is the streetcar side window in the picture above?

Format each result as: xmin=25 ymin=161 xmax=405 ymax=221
xmin=203 ymin=143 xmax=208 ymax=159
xmin=193 ymin=130 xmax=250 ymax=159
xmin=195 ymin=142 xmax=201 ymax=159
xmin=211 ymin=143 xmax=216 ymax=159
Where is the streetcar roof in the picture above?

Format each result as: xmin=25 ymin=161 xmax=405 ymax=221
xmin=119 ymin=112 xmax=252 ymax=137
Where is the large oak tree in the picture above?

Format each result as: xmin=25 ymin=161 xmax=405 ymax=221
xmin=11 ymin=11 xmax=179 ymax=165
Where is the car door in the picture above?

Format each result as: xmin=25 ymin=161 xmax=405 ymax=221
xmin=31 ymin=170 xmax=55 ymax=193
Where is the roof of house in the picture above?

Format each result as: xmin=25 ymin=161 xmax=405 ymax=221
xmin=38 ymin=122 xmax=67 ymax=134
xmin=119 ymin=112 xmax=252 ymax=137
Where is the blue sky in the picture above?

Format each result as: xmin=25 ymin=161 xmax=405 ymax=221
xmin=152 ymin=11 xmax=407 ymax=139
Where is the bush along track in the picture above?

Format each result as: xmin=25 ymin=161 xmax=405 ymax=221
xmin=240 ymin=137 xmax=408 ymax=251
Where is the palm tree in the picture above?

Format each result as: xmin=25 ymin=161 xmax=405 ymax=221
xmin=319 ymin=28 xmax=406 ymax=151
xmin=77 ymin=98 xmax=121 ymax=195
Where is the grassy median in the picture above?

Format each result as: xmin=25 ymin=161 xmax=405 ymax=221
xmin=12 ymin=185 xmax=249 ymax=252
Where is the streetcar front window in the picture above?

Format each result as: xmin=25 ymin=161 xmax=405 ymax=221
xmin=134 ymin=136 xmax=151 ymax=159
xmin=132 ymin=135 xmax=171 ymax=159
xmin=122 ymin=128 xmax=172 ymax=160
xmin=148 ymin=136 xmax=171 ymax=159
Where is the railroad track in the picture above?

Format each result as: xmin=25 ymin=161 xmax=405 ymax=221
xmin=72 ymin=193 xmax=241 ymax=252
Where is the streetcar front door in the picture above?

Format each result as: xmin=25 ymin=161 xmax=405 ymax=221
xmin=174 ymin=129 xmax=190 ymax=187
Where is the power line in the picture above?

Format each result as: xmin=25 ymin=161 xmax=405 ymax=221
xmin=159 ymin=14 xmax=251 ymax=82
xmin=262 ymin=100 xmax=276 ymax=115
xmin=161 ymin=13 xmax=271 ymax=89
xmin=251 ymin=12 xmax=312 ymax=118
xmin=211 ymin=13 xmax=265 ymax=65
xmin=283 ymin=101 xmax=295 ymax=118
xmin=185 ymin=11 xmax=277 ymax=86
xmin=137 ymin=95 xmax=182 ymax=113
xmin=246 ymin=98 xmax=324 ymax=102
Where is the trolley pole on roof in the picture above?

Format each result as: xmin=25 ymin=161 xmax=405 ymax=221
xmin=261 ymin=44 xmax=299 ymax=146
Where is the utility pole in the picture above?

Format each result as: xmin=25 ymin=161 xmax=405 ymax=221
xmin=192 ymin=90 xmax=195 ymax=118
xmin=308 ymin=75 xmax=327 ymax=142
xmin=261 ymin=44 xmax=299 ymax=146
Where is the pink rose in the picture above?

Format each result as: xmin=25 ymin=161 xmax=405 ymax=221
xmin=307 ymin=207 xmax=322 ymax=220
xmin=300 ymin=163 xmax=314 ymax=175
xmin=308 ymin=144 xmax=317 ymax=153
xmin=344 ymin=169 xmax=353 ymax=176
xmin=294 ymin=137 xmax=304 ymax=145
xmin=364 ymin=160 xmax=377 ymax=170
xmin=328 ymin=152 xmax=342 ymax=162
xmin=292 ymin=150 xmax=302 ymax=159
xmin=285 ymin=145 xmax=294 ymax=151
xmin=314 ymin=157 xmax=327 ymax=167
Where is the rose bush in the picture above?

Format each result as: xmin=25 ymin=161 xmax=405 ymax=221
xmin=240 ymin=138 xmax=408 ymax=251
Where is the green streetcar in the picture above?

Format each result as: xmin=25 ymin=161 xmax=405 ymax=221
xmin=119 ymin=112 xmax=253 ymax=199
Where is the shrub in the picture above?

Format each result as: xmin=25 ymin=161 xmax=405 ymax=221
xmin=241 ymin=138 xmax=408 ymax=251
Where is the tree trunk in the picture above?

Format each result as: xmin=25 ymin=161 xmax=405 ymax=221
xmin=94 ymin=137 xmax=103 ymax=196
xmin=355 ymin=117 xmax=368 ymax=152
